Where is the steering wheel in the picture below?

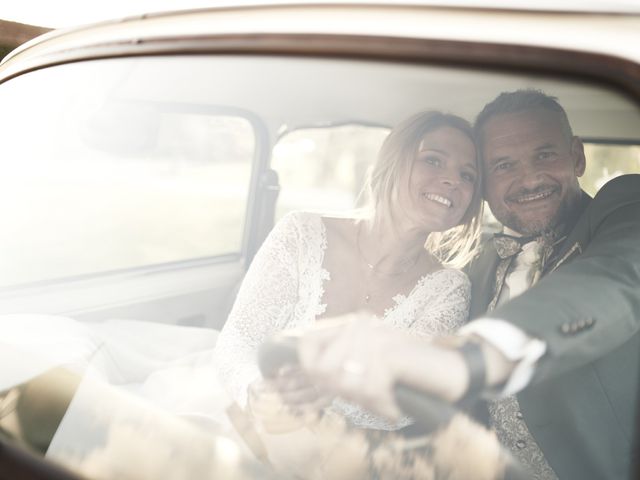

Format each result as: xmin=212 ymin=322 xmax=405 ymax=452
xmin=258 ymin=334 xmax=530 ymax=480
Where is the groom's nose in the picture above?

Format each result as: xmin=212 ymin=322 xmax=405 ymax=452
xmin=519 ymin=161 xmax=545 ymax=188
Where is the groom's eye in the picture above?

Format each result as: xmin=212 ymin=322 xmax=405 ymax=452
xmin=537 ymin=151 xmax=556 ymax=160
xmin=494 ymin=161 xmax=513 ymax=172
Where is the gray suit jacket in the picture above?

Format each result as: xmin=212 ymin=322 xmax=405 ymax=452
xmin=468 ymin=174 xmax=640 ymax=480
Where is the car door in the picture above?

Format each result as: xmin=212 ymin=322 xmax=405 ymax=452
xmin=0 ymin=56 xmax=275 ymax=330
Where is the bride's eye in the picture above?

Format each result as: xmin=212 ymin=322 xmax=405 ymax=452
xmin=461 ymin=171 xmax=476 ymax=183
xmin=421 ymin=154 xmax=441 ymax=167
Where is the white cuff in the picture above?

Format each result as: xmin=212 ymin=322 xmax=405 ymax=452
xmin=459 ymin=318 xmax=546 ymax=396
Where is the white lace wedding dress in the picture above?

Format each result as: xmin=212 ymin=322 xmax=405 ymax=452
xmin=215 ymin=211 xmax=471 ymax=430
xmin=0 ymin=314 xmax=239 ymax=472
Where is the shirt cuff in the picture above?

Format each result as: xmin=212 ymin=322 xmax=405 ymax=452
xmin=459 ymin=318 xmax=546 ymax=396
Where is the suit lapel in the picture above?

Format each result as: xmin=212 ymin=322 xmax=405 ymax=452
xmin=543 ymin=192 xmax=592 ymax=274
xmin=488 ymin=256 xmax=516 ymax=312
xmin=469 ymin=241 xmax=510 ymax=319
xmin=548 ymin=242 xmax=583 ymax=273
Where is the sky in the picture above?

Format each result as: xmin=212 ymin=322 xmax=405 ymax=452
xmin=1 ymin=0 xmax=639 ymax=28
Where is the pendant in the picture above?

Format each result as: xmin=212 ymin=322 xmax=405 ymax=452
xmin=364 ymin=294 xmax=370 ymax=303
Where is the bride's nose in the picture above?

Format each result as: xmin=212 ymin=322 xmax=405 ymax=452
xmin=439 ymin=169 xmax=459 ymax=188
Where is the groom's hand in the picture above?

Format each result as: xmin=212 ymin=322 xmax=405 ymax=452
xmin=273 ymin=365 xmax=333 ymax=412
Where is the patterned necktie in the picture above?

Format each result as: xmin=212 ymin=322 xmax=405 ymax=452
xmin=493 ymin=233 xmax=539 ymax=259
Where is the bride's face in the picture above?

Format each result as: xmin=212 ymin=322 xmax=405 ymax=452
xmin=395 ymin=126 xmax=477 ymax=234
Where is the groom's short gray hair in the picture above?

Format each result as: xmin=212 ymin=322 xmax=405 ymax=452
xmin=474 ymin=89 xmax=574 ymax=151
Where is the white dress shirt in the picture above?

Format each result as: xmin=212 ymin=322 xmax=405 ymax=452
xmin=461 ymin=238 xmax=547 ymax=396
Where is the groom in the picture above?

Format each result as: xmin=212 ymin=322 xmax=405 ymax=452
xmin=285 ymin=89 xmax=639 ymax=478
xmin=463 ymin=89 xmax=640 ymax=479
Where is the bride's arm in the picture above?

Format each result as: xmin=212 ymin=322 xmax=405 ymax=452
xmin=215 ymin=212 xmax=304 ymax=407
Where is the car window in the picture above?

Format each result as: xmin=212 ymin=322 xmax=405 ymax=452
xmin=272 ymin=125 xmax=389 ymax=217
xmin=0 ymin=61 xmax=257 ymax=288
xmin=581 ymin=143 xmax=640 ymax=195
xmin=2 ymin=56 xmax=639 ymax=290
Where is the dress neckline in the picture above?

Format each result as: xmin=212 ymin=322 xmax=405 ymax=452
xmin=314 ymin=214 xmax=456 ymax=322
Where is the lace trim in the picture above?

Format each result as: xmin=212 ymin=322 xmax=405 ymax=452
xmin=285 ymin=211 xmax=331 ymax=325
xmin=381 ymin=269 xmax=460 ymax=321
xmin=312 ymin=214 xmax=330 ymax=318
xmin=217 ymin=211 xmax=470 ymax=429
xmin=385 ymin=269 xmax=470 ymax=335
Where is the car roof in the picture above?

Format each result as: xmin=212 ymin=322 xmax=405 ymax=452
xmin=211 ymin=0 xmax=640 ymax=14
xmin=2 ymin=3 xmax=640 ymax=66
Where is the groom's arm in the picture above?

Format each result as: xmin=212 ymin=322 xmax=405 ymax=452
xmin=466 ymin=174 xmax=640 ymax=390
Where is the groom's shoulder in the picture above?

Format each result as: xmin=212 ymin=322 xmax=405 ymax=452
xmin=588 ymin=173 xmax=640 ymax=218
xmin=593 ymin=173 xmax=640 ymax=203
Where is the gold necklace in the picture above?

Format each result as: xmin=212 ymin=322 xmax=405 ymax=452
xmin=356 ymin=224 xmax=422 ymax=303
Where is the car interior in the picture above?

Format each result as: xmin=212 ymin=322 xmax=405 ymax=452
xmin=0 ymin=43 xmax=639 ymax=479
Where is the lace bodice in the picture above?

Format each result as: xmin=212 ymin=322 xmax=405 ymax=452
xmin=215 ymin=211 xmax=470 ymax=429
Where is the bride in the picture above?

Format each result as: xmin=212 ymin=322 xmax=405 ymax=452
xmin=0 ymin=111 xmax=484 ymax=479
xmin=215 ymin=110 xmax=483 ymax=431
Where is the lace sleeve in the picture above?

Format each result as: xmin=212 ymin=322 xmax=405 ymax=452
xmin=215 ymin=212 xmax=304 ymax=406
xmin=411 ymin=269 xmax=471 ymax=337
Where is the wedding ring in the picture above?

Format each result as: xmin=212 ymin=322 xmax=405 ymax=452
xmin=341 ymin=359 xmax=365 ymax=376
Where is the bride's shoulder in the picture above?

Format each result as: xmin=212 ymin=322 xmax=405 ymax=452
xmin=278 ymin=210 xmax=316 ymax=224
xmin=429 ymin=267 xmax=470 ymax=288
xmin=274 ymin=210 xmax=324 ymax=232
xmin=319 ymin=215 xmax=359 ymax=244
xmin=273 ymin=211 xmax=346 ymax=247
xmin=321 ymin=215 xmax=354 ymax=232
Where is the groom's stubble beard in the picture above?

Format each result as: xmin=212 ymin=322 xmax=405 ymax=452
xmin=491 ymin=185 xmax=583 ymax=237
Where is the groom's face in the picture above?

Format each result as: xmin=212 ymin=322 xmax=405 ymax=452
xmin=480 ymin=108 xmax=586 ymax=236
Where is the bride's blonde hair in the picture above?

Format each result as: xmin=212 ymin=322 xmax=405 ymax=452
xmin=359 ymin=111 xmax=483 ymax=268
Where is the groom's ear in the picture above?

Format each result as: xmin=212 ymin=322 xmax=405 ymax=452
xmin=571 ymin=137 xmax=586 ymax=177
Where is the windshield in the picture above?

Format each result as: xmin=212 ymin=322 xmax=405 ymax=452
xmin=0 ymin=53 xmax=639 ymax=480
